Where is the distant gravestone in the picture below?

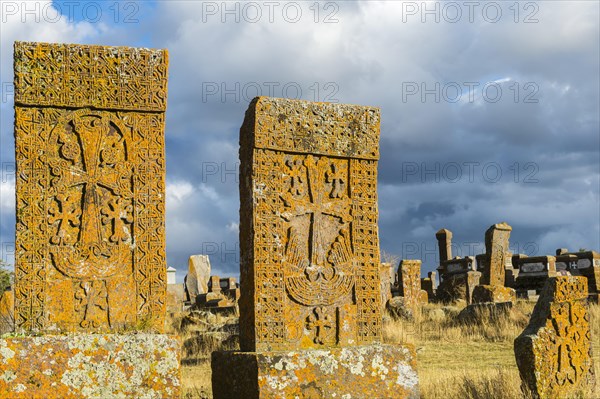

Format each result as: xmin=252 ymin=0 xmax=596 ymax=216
xmin=381 ymin=262 xmax=393 ymax=309
xmin=398 ymin=259 xmax=425 ymax=311
xmin=474 ymin=222 xmax=516 ymax=303
xmin=514 ymin=276 xmax=595 ymax=398
xmin=212 ymin=97 xmax=419 ymax=398
xmin=0 ymin=41 xmax=179 ymax=398
xmin=482 ymin=222 xmax=512 ymax=286
xmin=186 ymin=254 xmax=211 ymax=300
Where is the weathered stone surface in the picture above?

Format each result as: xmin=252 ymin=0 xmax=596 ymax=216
xmin=167 ymin=283 xmax=185 ymax=313
xmin=10 ymin=41 xmax=179 ymax=399
xmin=482 ymin=222 xmax=512 ymax=286
xmin=472 ymin=284 xmax=516 ymax=304
xmin=0 ymin=289 xmax=14 ymax=334
xmin=437 ymin=269 xmax=481 ymax=304
xmin=186 ymin=254 xmax=212 ymax=300
xmin=13 ymin=42 xmax=168 ymax=333
xmin=213 ymin=97 xmax=417 ymax=397
xmin=421 ymin=271 xmax=437 ymax=301
xmin=387 ymin=296 xmax=416 ymax=321
xmin=0 ymin=334 xmax=181 ymax=398
xmin=568 ymin=251 xmax=600 ymax=302
xmin=458 ymin=301 xmax=513 ymax=324
xmin=380 ymin=262 xmax=393 ymax=310
xmin=212 ymin=344 xmax=419 ymax=399
xmin=397 ymin=259 xmax=423 ymax=312
xmin=514 ymin=276 xmax=595 ymax=399
xmin=238 ymin=97 xmax=382 ymax=352
xmin=515 ymin=256 xmax=557 ymax=298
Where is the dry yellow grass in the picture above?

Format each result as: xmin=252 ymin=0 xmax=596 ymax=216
xmin=175 ymin=301 xmax=600 ymax=398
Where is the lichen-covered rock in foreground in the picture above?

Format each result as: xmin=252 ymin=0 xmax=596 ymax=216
xmin=212 ymin=344 xmax=419 ymax=399
xmin=0 ymin=334 xmax=181 ymax=398
xmin=514 ymin=276 xmax=595 ymax=399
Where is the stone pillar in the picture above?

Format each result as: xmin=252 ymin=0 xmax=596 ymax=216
xmin=436 ymin=228 xmax=453 ymax=263
xmin=484 ymin=222 xmax=512 ymax=286
xmin=1 ymin=41 xmax=180 ymax=398
xmin=211 ymin=97 xmax=419 ymax=399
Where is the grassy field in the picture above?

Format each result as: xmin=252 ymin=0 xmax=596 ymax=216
xmin=177 ymin=301 xmax=600 ymax=399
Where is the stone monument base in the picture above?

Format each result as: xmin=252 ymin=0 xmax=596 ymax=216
xmin=212 ymin=344 xmax=419 ymax=399
xmin=0 ymin=333 xmax=181 ymax=398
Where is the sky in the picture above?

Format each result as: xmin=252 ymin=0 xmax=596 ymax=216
xmin=0 ymin=0 xmax=598 ymax=282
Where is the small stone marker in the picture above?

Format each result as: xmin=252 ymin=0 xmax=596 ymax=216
xmin=514 ymin=276 xmax=595 ymax=398
xmin=421 ymin=271 xmax=437 ymax=301
xmin=211 ymin=97 xmax=419 ymax=399
xmin=0 ymin=41 xmax=180 ymax=398
xmin=197 ymin=275 xmax=240 ymax=309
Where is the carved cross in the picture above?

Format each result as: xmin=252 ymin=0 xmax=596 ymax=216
xmin=306 ymin=306 xmax=334 ymax=344
xmin=101 ymin=198 xmax=133 ymax=243
xmin=551 ymin=302 xmax=577 ymax=386
xmin=281 ymin=156 xmax=351 ymax=282
xmin=50 ymin=115 xmax=131 ymax=247
xmin=48 ymin=192 xmax=81 ymax=245
xmin=74 ymin=280 xmax=109 ymax=329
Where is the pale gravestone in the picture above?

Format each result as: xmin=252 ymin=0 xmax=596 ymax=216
xmin=185 ymin=254 xmax=211 ymax=301
xmin=398 ymin=260 xmax=427 ymax=310
xmin=212 ymin=97 xmax=419 ymax=398
xmin=515 ymin=276 xmax=595 ymax=398
xmin=0 ymin=41 xmax=180 ymax=398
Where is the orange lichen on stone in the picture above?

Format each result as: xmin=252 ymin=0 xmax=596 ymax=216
xmin=212 ymin=344 xmax=419 ymax=399
xmin=0 ymin=290 xmax=14 ymax=333
xmin=13 ymin=41 xmax=168 ymax=333
xmin=0 ymin=334 xmax=181 ymax=398
xmin=514 ymin=276 xmax=595 ymax=398
xmin=6 ymin=41 xmax=180 ymax=399
xmin=213 ymin=97 xmax=418 ymax=398
xmin=238 ymin=97 xmax=382 ymax=353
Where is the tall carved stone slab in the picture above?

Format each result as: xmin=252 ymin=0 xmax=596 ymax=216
xmin=482 ymin=222 xmax=512 ymax=286
xmin=239 ymin=97 xmax=382 ymax=352
xmin=212 ymin=97 xmax=419 ymax=399
xmin=3 ymin=41 xmax=180 ymax=399
xmin=13 ymin=42 xmax=168 ymax=333
xmin=514 ymin=276 xmax=595 ymax=398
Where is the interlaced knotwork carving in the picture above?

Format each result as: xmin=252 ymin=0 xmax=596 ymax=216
xmin=239 ymin=97 xmax=381 ymax=352
xmin=13 ymin=42 xmax=168 ymax=333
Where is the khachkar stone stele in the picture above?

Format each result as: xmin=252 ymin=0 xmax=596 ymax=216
xmin=514 ymin=276 xmax=595 ymax=398
xmin=212 ymin=97 xmax=419 ymax=398
xmin=0 ymin=41 xmax=180 ymax=398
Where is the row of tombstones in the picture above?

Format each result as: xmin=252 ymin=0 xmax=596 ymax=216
xmin=383 ymin=223 xmax=600 ymax=308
